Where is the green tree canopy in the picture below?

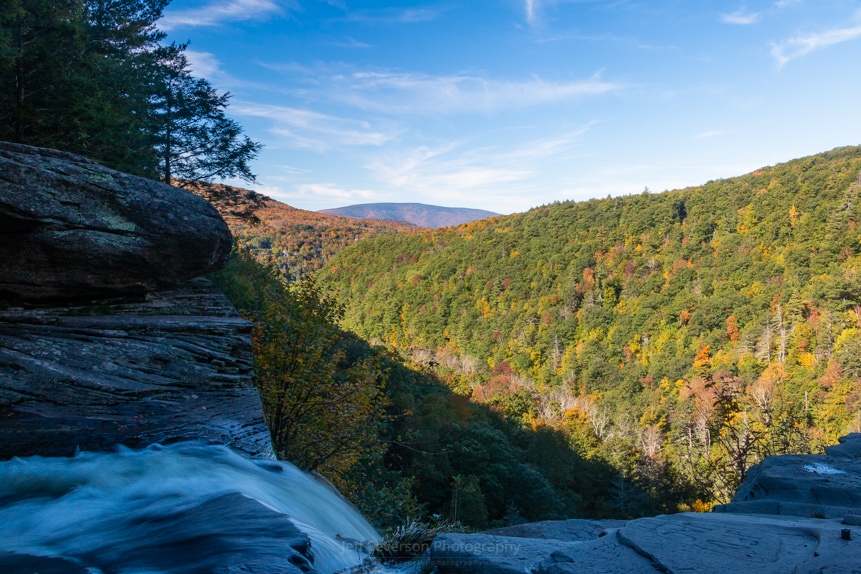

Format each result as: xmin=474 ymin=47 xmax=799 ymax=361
xmin=150 ymin=44 xmax=261 ymax=186
xmin=0 ymin=0 xmax=260 ymax=182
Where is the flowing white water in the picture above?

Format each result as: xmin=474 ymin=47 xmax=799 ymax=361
xmin=0 ymin=443 xmax=379 ymax=574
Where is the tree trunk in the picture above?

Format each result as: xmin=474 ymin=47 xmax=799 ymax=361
xmin=14 ymin=18 xmax=24 ymax=143
xmin=164 ymin=89 xmax=171 ymax=183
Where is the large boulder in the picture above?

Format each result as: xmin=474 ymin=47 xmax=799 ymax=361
xmin=0 ymin=142 xmax=232 ymax=304
xmin=0 ymin=277 xmax=273 ymax=459
xmin=714 ymin=434 xmax=861 ymax=519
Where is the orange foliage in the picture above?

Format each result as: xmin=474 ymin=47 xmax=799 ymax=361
xmin=726 ymin=316 xmax=740 ymax=342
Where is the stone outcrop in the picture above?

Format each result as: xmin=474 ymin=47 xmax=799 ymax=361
xmin=0 ymin=142 xmax=232 ymax=304
xmin=714 ymin=433 xmax=861 ymax=518
xmin=429 ymin=436 xmax=861 ymax=574
xmin=0 ymin=277 xmax=273 ymax=459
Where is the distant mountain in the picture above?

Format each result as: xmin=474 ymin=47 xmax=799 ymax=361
xmin=318 ymin=202 xmax=500 ymax=228
xmin=185 ymin=183 xmax=414 ymax=282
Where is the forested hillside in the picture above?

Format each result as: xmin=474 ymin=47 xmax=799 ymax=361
xmin=319 ymin=146 xmax=861 ymax=505
xmin=187 ymin=182 xmax=414 ymax=281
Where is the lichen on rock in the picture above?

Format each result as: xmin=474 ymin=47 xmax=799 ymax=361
xmin=0 ymin=142 xmax=232 ymax=305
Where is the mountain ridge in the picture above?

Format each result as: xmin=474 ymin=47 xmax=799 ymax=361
xmin=185 ymin=183 xmax=416 ymax=281
xmin=319 ymin=202 xmax=500 ymax=228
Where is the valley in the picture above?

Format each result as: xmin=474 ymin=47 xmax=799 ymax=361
xmin=314 ymin=146 xmax=861 ymax=508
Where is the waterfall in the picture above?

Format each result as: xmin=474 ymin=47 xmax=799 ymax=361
xmin=0 ymin=443 xmax=379 ymax=574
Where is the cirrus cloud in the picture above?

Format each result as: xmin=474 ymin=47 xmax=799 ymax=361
xmin=233 ymin=103 xmax=399 ymax=151
xmin=771 ymin=14 xmax=861 ymax=66
xmin=720 ymin=9 xmax=761 ymax=25
xmin=264 ymin=63 xmax=625 ymax=116
xmin=159 ymin=0 xmax=295 ymax=30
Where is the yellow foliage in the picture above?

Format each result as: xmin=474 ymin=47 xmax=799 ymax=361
xmin=745 ymin=282 xmax=763 ymax=297
xmin=254 ymin=278 xmax=389 ymax=483
xmin=797 ymin=353 xmax=817 ymax=368
xmin=476 ymin=297 xmax=492 ymax=318
xmin=789 ymin=204 xmax=800 ymax=228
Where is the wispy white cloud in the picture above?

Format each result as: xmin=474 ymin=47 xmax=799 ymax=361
xmin=328 ymin=36 xmax=373 ymax=48
xmin=341 ymin=72 xmax=620 ymax=114
xmin=184 ymin=51 xmax=226 ymax=81
xmin=243 ymin=182 xmax=379 ymax=207
xmin=181 ymin=51 xmax=275 ymax=93
xmin=346 ymin=7 xmax=439 ymax=24
xmin=271 ymin=164 xmax=312 ymax=176
xmin=771 ymin=15 xmax=861 ymax=66
xmin=774 ymin=0 xmax=801 ymax=7
xmin=266 ymin=64 xmax=624 ymax=115
xmin=363 ymin=126 xmax=592 ymax=206
xmin=535 ymin=30 xmax=677 ymax=51
xmin=294 ymin=183 xmax=379 ymax=202
xmin=367 ymin=144 xmax=531 ymax=193
xmin=160 ymin=0 xmax=294 ymax=30
xmin=495 ymin=124 xmax=595 ymax=161
xmin=720 ymin=9 xmax=761 ymax=25
xmin=694 ymin=129 xmax=733 ymax=139
xmin=233 ymin=103 xmax=398 ymax=151
xmin=525 ymin=0 xmax=538 ymax=25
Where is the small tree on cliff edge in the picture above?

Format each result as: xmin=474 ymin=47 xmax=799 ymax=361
xmin=149 ymin=44 xmax=261 ymax=188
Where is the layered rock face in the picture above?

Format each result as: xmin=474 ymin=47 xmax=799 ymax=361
xmin=0 ymin=278 xmax=272 ymax=459
xmin=0 ymin=142 xmax=232 ymax=304
xmin=430 ymin=437 xmax=861 ymax=574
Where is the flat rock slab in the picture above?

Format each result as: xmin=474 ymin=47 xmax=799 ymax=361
xmin=0 ymin=142 xmax=232 ymax=304
xmin=619 ymin=513 xmax=823 ymax=574
xmin=430 ymin=532 xmax=659 ymax=574
xmin=432 ymin=513 xmax=861 ymax=574
xmin=484 ymin=519 xmax=625 ymax=542
xmin=0 ymin=277 xmax=272 ymax=459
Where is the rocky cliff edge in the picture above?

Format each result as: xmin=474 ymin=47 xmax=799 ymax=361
xmin=0 ymin=143 xmax=272 ymax=459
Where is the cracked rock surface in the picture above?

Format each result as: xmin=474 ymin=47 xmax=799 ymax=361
xmin=430 ymin=447 xmax=861 ymax=574
xmin=0 ymin=142 xmax=232 ymax=304
xmin=431 ymin=514 xmax=861 ymax=574
xmin=0 ymin=278 xmax=273 ymax=459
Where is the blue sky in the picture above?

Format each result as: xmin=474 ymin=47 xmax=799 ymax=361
xmin=160 ymin=0 xmax=861 ymax=214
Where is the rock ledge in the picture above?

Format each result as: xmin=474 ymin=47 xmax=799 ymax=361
xmin=0 ymin=277 xmax=272 ymax=459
